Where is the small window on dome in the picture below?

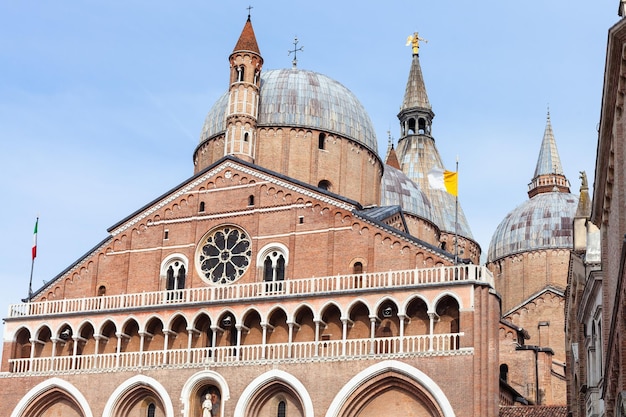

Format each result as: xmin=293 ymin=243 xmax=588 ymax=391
xmin=318 ymin=180 xmax=331 ymax=191
xmin=318 ymin=133 xmax=326 ymax=150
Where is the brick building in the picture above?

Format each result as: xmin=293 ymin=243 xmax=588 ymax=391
xmin=487 ymin=112 xmax=578 ymax=407
xmin=566 ymin=4 xmax=626 ymax=417
xmin=0 ymin=16 xmax=501 ymax=417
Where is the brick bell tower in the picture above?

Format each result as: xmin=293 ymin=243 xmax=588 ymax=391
xmin=225 ymin=13 xmax=263 ymax=163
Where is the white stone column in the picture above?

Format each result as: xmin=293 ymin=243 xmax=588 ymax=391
xmin=341 ymin=318 xmax=349 ymax=356
xmin=398 ymin=314 xmax=406 ymax=353
xmin=369 ymin=316 xmax=377 ymax=355
xmin=313 ymin=320 xmax=321 ymax=357
xmin=428 ymin=312 xmax=437 ymax=351
xmin=287 ymin=322 xmax=294 ymax=358
xmin=210 ymin=326 xmax=218 ymax=362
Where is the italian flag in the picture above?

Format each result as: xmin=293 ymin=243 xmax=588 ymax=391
xmin=32 ymin=218 xmax=38 ymax=260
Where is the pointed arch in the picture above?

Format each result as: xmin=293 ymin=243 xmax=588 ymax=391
xmin=10 ymin=377 xmax=93 ymax=417
xmin=12 ymin=326 xmax=32 ymax=360
xmin=325 ymin=360 xmax=455 ymax=417
xmin=234 ymin=370 xmax=314 ymax=417
xmin=292 ymin=304 xmax=316 ymax=343
xmin=102 ymin=375 xmax=174 ymax=417
xmin=180 ymin=370 xmax=231 ymax=417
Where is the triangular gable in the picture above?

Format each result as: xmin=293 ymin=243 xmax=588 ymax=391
xmin=31 ymin=156 xmax=454 ymax=299
xmin=502 ymin=286 xmax=565 ymax=318
xmin=108 ymin=155 xmax=362 ymax=236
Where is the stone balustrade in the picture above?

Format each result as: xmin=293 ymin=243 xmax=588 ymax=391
xmin=7 ymin=265 xmax=493 ymax=319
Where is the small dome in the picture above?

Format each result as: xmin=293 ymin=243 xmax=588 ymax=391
xmin=381 ymin=165 xmax=433 ymax=222
xmin=200 ymin=69 xmax=378 ymax=153
xmin=487 ymin=192 xmax=578 ymax=262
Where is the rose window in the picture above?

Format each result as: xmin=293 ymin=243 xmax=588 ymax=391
xmin=198 ymin=226 xmax=251 ymax=284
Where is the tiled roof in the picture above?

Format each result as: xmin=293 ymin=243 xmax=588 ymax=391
xmin=499 ymin=406 xmax=568 ymax=417
xmin=400 ymin=54 xmax=431 ymax=111
xmin=487 ymin=191 xmax=577 ymax=261
xmin=233 ymin=17 xmax=260 ymax=54
xmin=533 ymin=112 xmax=564 ymax=178
xmin=200 ymin=69 xmax=379 ymax=153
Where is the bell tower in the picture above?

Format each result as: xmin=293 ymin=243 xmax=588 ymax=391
xmin=225 ymin=14 xmax=263 ymax=163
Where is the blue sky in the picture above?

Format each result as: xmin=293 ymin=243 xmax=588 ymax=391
xmin=0 ymin=2 xmax=617 ymax=341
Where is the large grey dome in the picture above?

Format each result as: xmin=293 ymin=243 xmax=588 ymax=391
xmin=200 ymin=69 xmax=378 ymax=153
xmin=381 ymin=165 xmax=433 ymax=222
xmin=487 ymin=192 xmax=578 ymax=262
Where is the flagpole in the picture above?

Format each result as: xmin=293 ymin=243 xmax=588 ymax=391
xmin=28 ymin=217 xmax=38 ymax=302
xmin=28 ymin=258 xmax=35 ymax=301
xmin=454 ymin=157 xmax=459 ymax=265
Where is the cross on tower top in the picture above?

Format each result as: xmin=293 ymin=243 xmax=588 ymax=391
xmin=246 ymin=5 xmax=253 ymax=20
xmin=288 ymin=36 xmax=304 ymax=68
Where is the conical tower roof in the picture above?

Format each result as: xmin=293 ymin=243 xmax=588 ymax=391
xmin=232 ymin=16 xmax=261 ymax=54
xmin=533 ymin=111 xmax=564 ymax=177
xmin=528 ymin=111 xmax=570 ymax=198
xmin=400 ymin=54 xmax=431 ymax=112
xmin=394 ymin=45 xmax=473 ymax=240
xmin=487 ymin=112 xmax=577 ymax=262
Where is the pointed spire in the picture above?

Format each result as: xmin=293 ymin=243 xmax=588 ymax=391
xmin=533 ymin=110 xmax=564 ymax=177
xmin=528 ymin=110 xmax=570 ymax=198
xmin=232 ymin=15 xmax=261 ymax=55
xmin=385 ymin=133 xmax=401 ymax=170
xmin=400 ymin=54 xmax=432 ymax=112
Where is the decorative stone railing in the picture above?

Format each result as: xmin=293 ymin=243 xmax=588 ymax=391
xmin=7 ymin=265 xmax=493 ymax=318
xmin=6 ymin=333 xmax=468 ymax=375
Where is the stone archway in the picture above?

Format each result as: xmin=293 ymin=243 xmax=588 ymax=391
xmin=10 ymin=377 xmax=93 ymax=417
xmin=234 ymin=370 xmax=314 ymax=417
xmin=102 ymin=375 xmax=173 ymax=417
xmin=326 ymin=360 xmax=455 ymax=417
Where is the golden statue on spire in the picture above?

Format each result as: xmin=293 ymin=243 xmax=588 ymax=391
xmin=406 ymin=32 xmax=428 ymax=55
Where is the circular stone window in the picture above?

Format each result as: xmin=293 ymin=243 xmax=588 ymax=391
xmin=197 ymin=225 xmax=252 ymax=284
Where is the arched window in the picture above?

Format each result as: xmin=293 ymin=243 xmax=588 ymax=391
xmin=318 ymin=180 xmax=331 ymax=191
xmin=418 ymin=118 xmax=426 ymax=134
xmin=318 ymin=133 xmax=326 ymax=150
xmin=244 ymin=132 xmax=249 ymax=142
xmin=97 ymin=285 xmax=106 ymax=296
xmin=199 ymin=202 xmax=205 ymax=212
xmin=248 ymin=195 xmax=255 ymax=206
xmin=500 ymin=364 xmax=509 ymax=382
xmin=237 ymin=66 xmax=245 ymax=82
xmin=277 ymin=401 xmax=286 ymax=417
xmin=264 ymin=251 xmax=285 ymax=293
xmin=408 ymin=118 xmax=416 ymax=134
xmin=167 ymin=262 xmax=186 ymax=291
xmin=147 ymin=403 xmax=156 ymax=417
xmin=161 ymin=255 xmax=189 ymax=301
xmin=353 ymin=262 xmax=363 ymax=274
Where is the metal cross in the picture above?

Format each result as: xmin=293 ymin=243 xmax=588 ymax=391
xmin=246 ymin=5 xmax=253 ymax=19
xmin=288 ymin=36 xmax=304 ymax=68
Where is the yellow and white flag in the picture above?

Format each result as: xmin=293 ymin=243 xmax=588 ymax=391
xmin=427 ymin=167 xmax=458 ymax=196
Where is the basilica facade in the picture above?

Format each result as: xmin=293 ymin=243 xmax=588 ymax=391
xmin=0 ymin=16 xmax=502 ymax=417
